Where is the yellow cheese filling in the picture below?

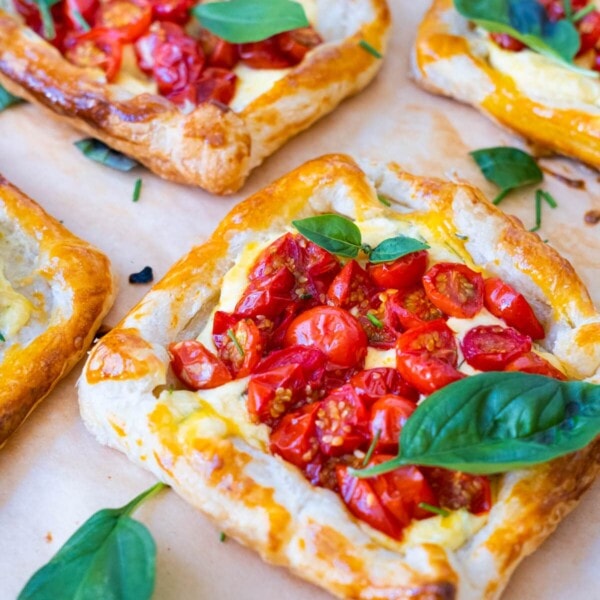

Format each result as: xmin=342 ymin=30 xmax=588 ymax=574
xmin=0 ymin=262 xmax=33 ymax=339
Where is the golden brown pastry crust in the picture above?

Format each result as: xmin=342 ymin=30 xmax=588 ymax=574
xmin=78 ymin=155 xmax=600 ymax=599
xmin=412 ymin=0 xmax=600 ymax=168
xmin=0 ymin=175 xmax=116 ymax=445
xmin=0 ymin=0 xmax=390 ymax=194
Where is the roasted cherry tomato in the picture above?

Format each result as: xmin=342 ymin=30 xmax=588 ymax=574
xmin=367 ymin=250 xmax=428 ymax=290
xmin=483 ymin=277 xmax=545 ymax=340
xmin=148 ymin=0 xmax=195 ymax=24
xmin=212 ymin=312 xmax=263 ymax=377
xmin=274 ymin=26 xmax=322 ymax=63
xmin=425 ymin=468 xmax=492 ymax=515
xmin=327 ymin=260 xmax=376 ymax=310
xmin=504 ymin=351 xmax=567 ymax=380
xmin=239 ymin=38 xmax=292 ymax=69
xmin=95 ymin=0 xmax=151 ymax=42
xmin=65 ymin=27 xmax=124 ymax=81
xmin=254 ymin=345 xmax=327 ymax=389
xmin=350 ymin=367 xmax=419 ymax=404
xmin=284 ymin=306 xmax=368 ymax=369
xmin=198 ymin=30 xmax=239 ymax=69
xmin=461 ymin=325 xmax=532 ymax=371
xmin=396 ymin=320 xmax=464 ymax=395
xmin=235 ymin=266 xmax=295 ymax=319
xmin=357 ymin=309 xmax=398 ymax=349
xmin=168 ymin=340 xmax=232 ymax=390
xmin=315 ymin=385 xmax=369 ymax=456
xmin=490 ymin=32 xmax=525 ymax=51
xmin=369 ymin=395 xmax=416 ymax=453
xmin=192 ymin=67 xmax=237 ymax=105
xmin=385 ymin=286 xmax=444 ymax=331
xmin=270 ymin=403 xmax=320 ymax=468
xmin=577 ymin=10 xmax=600 ymax=55
xmin=423 ymin=262 xmax=484 ymax=319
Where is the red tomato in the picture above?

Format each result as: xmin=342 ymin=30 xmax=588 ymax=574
xmin=484 ymin=277 xmax=545 ymax=340
xmin=168 ymin=340 xmax=232 ymax=390
xmin=367 ymin=250 xmax=428 ymax=290
xmin=461 ymin=325 xmax=532 ymax=371
xmin=423 ymin=262 xmax=484 ymax=319
xmin=357 ymin=311 xmax=398 ymax=350
xmin=275 ymin=26 xmax=322 ymax=63
xmin=65 ymin=0 xmax=98 ymax=31
xmin=385 ymin=286 xmax=444 ymax=331
xmin=315 ymin=385 xmax=369 ymax=456
xmin=577 ymin=11 xmax=600 ymax=55
xmin=369 ymin=395 xmax=416 ymax=453
xmin=284 ymin=306 xmax=368 ymax=369
xmin=425 ymin=468 xmax=492 ymax=515
xmin=95 ymin=0 xmax=152 ymax=42
xmin=490 ymin=33 xmax=525 ymax=51
xmin=148 ymin=0 xmax=195 ymax=24
xmin=254 ymin=345 xmax=327 ymax=389
xmin=542 ymin=0 xmax=589 ymax=21
xmin=235 ymin=266 xmax=295 ymax=319
xmin=239 ymin=38 xmax=292 ymax=69
xmin=396 ymin=320 xmax=464 ymax=394
xmin=505 ymin=351 xmax=567 ymax=380
xmin=327 ymin=260 xmax=377 ymax=310
xmin=199 ymin=34 xmax=239 ymax=69
xmin=64 ymin=28 xmax=124 ymax=81
xmin=212 ymin=312 xmax=263 ymax=377
xmin=193 ymin=67 xmax=237 ymax=105
xmin=270 ymin=403 xmax=320 ymax=468
xmin=350 ymin=367 xmax=419 ymax=404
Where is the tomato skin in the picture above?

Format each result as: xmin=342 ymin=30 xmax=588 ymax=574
xmin=350 ymin=367 xmax=419 ymax=404
xmin=95 ymin=0 xmax=152 ymax=42
xmin=505 ymin=351 xmax=567 ymax=380
xmin=369 ymin=395 xmax=416 ymax=453
xmin=484 ymin=277 xmax=545 ymax=340
xmin=367 ymin=250 xmax=428 ymax=290
xmin=461 ymin=325 xmax=532 ymax=371
xmin=284 ymin=306 xmax=367 ymax=369
xmin=423 ymin=262 xmax=484 ymax=319
xmin=64 ymin=28 xmax=124 ymax=81
xmin=425 ymin=468 xmax=492 ymax=515
xmin=490 ymin=32 xmax=525 ymax=51
xmin=235 ymin=266 xmax=295 ymax=319
xmin=168 ymin=340 xmax=232 ymax=390
xmin=254 ymin=345 xmax=327 ymax=388
xmin=327 ymin=260 xmax=376 ymax=310
xmin=270 ymin=403 xmax=320 ymax=468
xmin=385 ymin=286 xmax=444 ymax=331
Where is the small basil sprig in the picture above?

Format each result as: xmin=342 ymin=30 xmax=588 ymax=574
xmin=192 ymin=0 xmax=309 ymax=44
xmin=350 ymin=372 xmax=600 ymax=478
xmin=470 ymin=146 xmax=543 ymax=204
xmin=292 ymin=214 xmax=429 ymax=263
xmin=19 ymin=483 xmax=167 ymax=600
xmin=0 ymin=84 xmax=23 ymax=112
xmin=75 ymin=138 xmax=139 ymax=171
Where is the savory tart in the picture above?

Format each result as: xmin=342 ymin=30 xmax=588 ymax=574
xmin=0 ymin=175 xmax=115 ymax=446
xmin=413 ymin=0 xmax=600 ymax=169
xmin=78 ymin=154 xmax=600 ymax=599
xmin=0 ymin=0 xmax=390 ymax=194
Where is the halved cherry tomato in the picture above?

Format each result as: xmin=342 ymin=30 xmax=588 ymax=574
xmin=239 ymin=38 xmax=292 ymax=69
xmin=484 ymin=277 xmax=545 ymax=340
xmin=193 ymin=67 xmax=237 ymax=105
xmin=423 ymin=262 xmax=484 ymax=319
xmin=425 ymin=468 xmax=492 ymax=515
xmin=212 ymin=312 xmax=263 ymax=377
xmin=270 ymin=403 xmax=320 ymax=468
xmin=284 ymin=306 xmax=367 ymax=369
xmin=197 ymin=30 xmax=239 ymax=69
xmin=369 ymin=395 xmax=416 ymax=453
xmin=327 ymin=260 xmax=376 ymax=310
xmin=367 ymin=250 xmax=428 ymax=290
xmin=275 ymin=27 xmax=322 ymax=63
xmin=461 ymin=325 xmax=532 ymax=371
xmin=254 ymin=345 xmax=327 ymax=389
xmin=95 ymin=0 xmax=152 ymax=42
xmin=385 ymin=286 xmax=444 ymax=331
xmin=396 ymin=320 xmax=464 ymax=394
xmin=357 ymin=310 xmax=398 ymax=349
xmin=64 ymin=28 xmax=124 ymax=81
xmin=235 ymin=266 xmax=295 ymax=319
xmin=505 ymin=351 xmax=567 ymax=380
xmin=168 ymin=340 xmax=232 ymax=390
xmin=350 ymin=367 xmax=419 ymax=404
xmin=577 ymin=10 xmax=600 ymax=55
xmin=315 ymin=385 xmax=369 ymax=456
xmin=148 ymin=0 xmax=195 ymax=24
xmin=490 ymin=33 xmax=525 ymax=51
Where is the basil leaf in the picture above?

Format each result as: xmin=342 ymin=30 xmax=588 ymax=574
xmin=292 ymin=214 xmax=362 ymax=258
xmin=353 ymin=372 xmax=600 ymax=477
xmin=0 ymin=84 xmax=23 ymax=111
xmin=19 ymin=483 xmax=166 ymax=600
xmin=191 ymin=0 xmax=309 ymax=44
xmin=470 ymin=146 xmax=543 ymax=204
xmin=369 ymin=236 xmax=429 ymax=263
xmin=75 ymin=138 xmax=139 ymax=172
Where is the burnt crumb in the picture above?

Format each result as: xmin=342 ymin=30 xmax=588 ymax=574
xmin=129 ymin=266 xmax=154 ymax=284
xmin=584 ymin=210 xmax=600 ymax=225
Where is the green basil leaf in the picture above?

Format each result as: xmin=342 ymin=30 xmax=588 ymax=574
xmin=75 ymin=138 xmax=139 ymax=172
xmin=369 ymin=236 xmax=429 ymax=264
xmin=19 ymin=483 xmax=166 ymax=600
xmin=0 ymin=84 xmax=23 ymax=111
xmin=292 ymin=214 xmax=362 ymax=258
xmin=353 ymin=372 xmax=600 ymax=477
xmin=470 ymin=146 xmax=543 ymax=204
xmin=191 ymin=0 xmax=309 ymax=44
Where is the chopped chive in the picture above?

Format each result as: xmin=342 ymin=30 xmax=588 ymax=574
xmin=0 ymin=332 xmax=5 ymax=342
xmin=529 ymin=190 xmax=543 ymax=232
xmin=418 ymin=503 xmax=450 ymax=517
xmin=36 ymin=0 xmax=56 ymax=39
xmin=540 ymin=189 xmax=558 ymax=208
xmin=70 ymin=5 xmax=91 ymax=31
xmin=377 ymin=194 xmax=391 ymax=207
xmin=299 ymin=293 xmax=313 ymax=300
xmin=366 ymin=313 xmax=384 ymax=329
xmin=573 ymin=3 xmax=595 ymax=21
xmin=455 ymin=233 xmax=469 ymax=241
xmin=359 ymin=39 xmax=382 ymax=59
xmin=132 ymin=178 xmax=143 ymax=202
xmin=362 ymin=430 xmax=381 ymax=467
xmin=227 ymin=328 xmax=244 ymax=357
xmin=219 ymin=532 xmax=227 ymax=543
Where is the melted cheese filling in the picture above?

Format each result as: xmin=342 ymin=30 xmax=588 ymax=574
xmin=0 ymin=261 xmax=33 ymax=339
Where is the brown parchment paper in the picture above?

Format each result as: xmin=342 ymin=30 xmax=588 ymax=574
xmin=1 ymin=2 xmax=599 ymax=599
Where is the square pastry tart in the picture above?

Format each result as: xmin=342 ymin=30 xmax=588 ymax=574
xmin=0 ymin=175 xmax=115 ymax=446
xmin=0 ymin=0 xmax=389 ymax=194
xmin=78 ymin=155 xmax=600 ymax=599
xmin=413 ymin=0 xmax=600 ymax=169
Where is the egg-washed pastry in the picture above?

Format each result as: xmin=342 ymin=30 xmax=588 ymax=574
xmin=0 ymin=175 xmax=115 ymax=446
xmin=0 ymin=0 xmax=389 ymax=194
xmin=78 ymin=155 xmax=600 ymax=599
xmin=413 ymin=0 xmax=600 ymax=169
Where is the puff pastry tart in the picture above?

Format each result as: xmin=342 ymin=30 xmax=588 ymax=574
xmin=0 ymin=176 xmax=115 ymax=446
xmin=0 ymin=0 xmax=389 ymax=194
xmin=413 ymin=0 xmax=600 ymax=168
xmin=78 ymin=155 xmax=600 ymax=599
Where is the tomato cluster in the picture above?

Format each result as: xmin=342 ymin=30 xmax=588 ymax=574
xmin=490 ymin=0 xmax=600 ymax=70
xmin=168 ymin=232 xmax=563 ymax=540
xmin=15 ymin=0 xmax=321 ymax=105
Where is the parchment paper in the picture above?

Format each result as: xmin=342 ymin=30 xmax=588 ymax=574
xmin=1 ymin=2 xmax=599 ymax=599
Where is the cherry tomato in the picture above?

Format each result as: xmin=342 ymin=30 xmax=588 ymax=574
xmin=192 ymin=67 xmax=237 ymax=105
xmin=367 ymin=250 xmax=428 ymax=290
xmin=95 ymin=0 xmax=151 ymax=42
xmin=327 ymin=260 xmax=377 ymax=310
xmin=577 ymin=11 xmax=600 ymax=55
xmin=461 ymin=325 xmax=532 ymax=371
xmin=369 ymin=395 xmax=416 ymax=453
xmin=148 ymin=0 xmax=195 ymax=24
xmin=168 ymin=340 xmax=232 ymax=390
xmin=505 ymin=351 xmax=567 ymax=380
xmin=270 ymin=403 xmax=320 ymax=468
xmin=64 ymin=28 xmax=124 ymax=81
xmin=198 ymin=30 xmax=239 ymax=69
xmin=284 ymin=306 xmax=367 ymax=369
xmin=357 ymin=310 xmax=398 ymax=349
xmin=484 ymin=277 xmax=545 ymax=340
xmin=239 ymin=38 xmax=291 ymax=69
xmin=275 ymin=27 xmax=322 ymax=63
xmin=423 ymin=262 xmax=484 ymax=319
xmin=254 ymin=345 xmax=327 ymax=389
xmin=315 ymin=385 xmax=369 ymax=456
xmin=350 ymin=367 xmax=419 ymax=404
xmin=490 ymin=33 xmax=525 ymax=51
xmin=65 ymin=0 xmax=98 ymax=31
xmin=235 ymin=266 xmax=295 ymax=319
xmin=212 ymin=312 xmax=263 ymax=377
xmin=425 ymin=468 xmax=492 ymax=515
xmin=396 ymin=320 xmax=464 ymax=395
xmin=385 ymin=286 xmax=444 ymax=331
